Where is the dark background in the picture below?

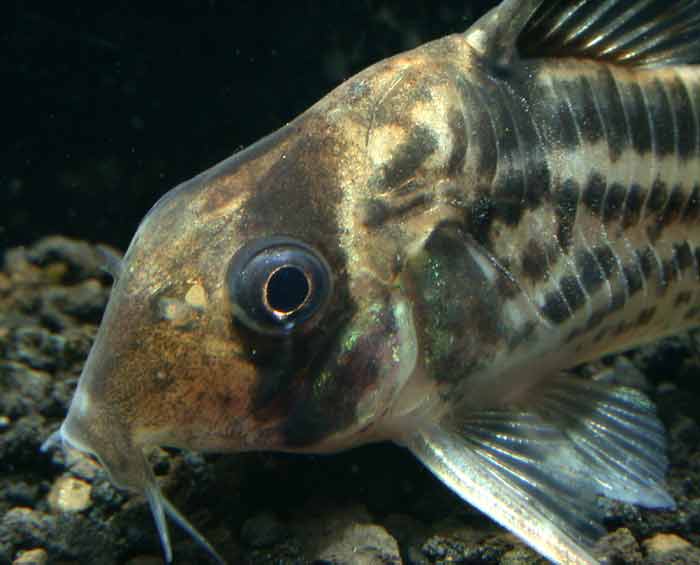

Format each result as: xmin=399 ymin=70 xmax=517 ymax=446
xmin=3 ymin=1 xmax=498 ymax=252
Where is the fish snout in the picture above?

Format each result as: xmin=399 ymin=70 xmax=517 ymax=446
xmin=58 ymin=373 xmax=150 ymax=492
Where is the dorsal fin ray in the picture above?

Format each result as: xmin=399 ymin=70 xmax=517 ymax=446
xmin=464 ymin=0 xmax=544 ymax=66
xmin=466 ymin=0 xmax=700 ymax=68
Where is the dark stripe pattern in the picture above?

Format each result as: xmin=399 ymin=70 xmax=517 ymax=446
xmin=454 ymin=61 xmax=700 ymax=336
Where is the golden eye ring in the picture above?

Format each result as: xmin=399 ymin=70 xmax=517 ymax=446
xmin=262 ymin=264 xmax=314 ymax=321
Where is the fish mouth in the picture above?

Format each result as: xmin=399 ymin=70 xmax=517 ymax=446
xmin=47 ymin=376 xmax=227 ymax=564
xmin=57 ymin=380 xmax=145 ymax=490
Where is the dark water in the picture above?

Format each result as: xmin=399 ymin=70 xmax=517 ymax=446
xmin=3 ymin=1 xmax=498 ymax=251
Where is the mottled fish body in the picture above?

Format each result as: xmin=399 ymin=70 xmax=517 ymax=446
xmin=456 ymin=57 xmax=700 ymax=363
xmin=49 ymin=1 xmax=700 ymax=563
xmin=405 ymin=53 xmax=700 ymax=412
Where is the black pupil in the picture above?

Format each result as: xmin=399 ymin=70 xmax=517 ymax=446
xmin=266 ymin=266 xmax=310 ymax=314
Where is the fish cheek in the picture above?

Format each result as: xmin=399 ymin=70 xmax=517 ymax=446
xmin=94 ymin=292 xmax=243 ymax=448
xmin=281 ymin=281 xmax=417 ymax=448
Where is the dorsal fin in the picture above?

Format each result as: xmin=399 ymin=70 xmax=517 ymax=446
xmin=464 ymin=0 xmax=544 ymax=66
xmin=466 ymin=0 xmax=700 ymax=68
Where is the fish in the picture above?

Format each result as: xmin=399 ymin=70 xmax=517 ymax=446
xmin=45 ymin=0 xmax=700 ymax=563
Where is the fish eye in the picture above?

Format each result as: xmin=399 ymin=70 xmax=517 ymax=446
xmin=226 ymin=237 xmax=332 ymax=335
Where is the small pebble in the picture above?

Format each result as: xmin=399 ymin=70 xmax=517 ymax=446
xmin=47 ymin=476 xmax=92 ymax=513
xmin=316 ymin=523 xmax=401 ymax=565
xmin=500 ymin=546 xmax=546 ymax=564
xmin=12 ymin=548 xmax=48 ymax=565
xmin=598 ymin=527 xmax=642 ymax=564
xmin=642 ymin=532 xmax=700 ymax=565
xmin=643 ymin=532 xmax=691 ymax=553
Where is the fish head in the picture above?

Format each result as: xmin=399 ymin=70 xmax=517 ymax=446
xmin=58 ymin=76 xmax=434 ymax=500
xmin=55 ymin=42 xmax=475 ymax=560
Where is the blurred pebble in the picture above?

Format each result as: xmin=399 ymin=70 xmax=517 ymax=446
xmin=421 ymin=534 xmax=505 ymax=563
xmin=27 ymin=236 xmax=105 ymax=282
xmin=0 ymin=362 xmax=50 ymax=418
xmin=8 ymin=327 xmax=62 ymax=371
xmin=644 ymin=533 xmax=690 ymax=553
xmin=642 ymin=533 xmax=700 ymax=565
xmin=47 ymin=476 xmax=92 ymax=513
xmin=316 ymin=523 xmax=401 ymax=565
xmin=3 ymin=507 xmax=51 ymax=542
xmin=12 ymin=548 xmax=48 ymax=565
xmin=5 ymin=482 xmax=40 ymax=506
xmin=598 ymin=528 xmax=642 ymax=564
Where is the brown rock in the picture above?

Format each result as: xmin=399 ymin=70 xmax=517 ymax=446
xmin=316 ymin=523 xmax=402 ymax=565
xmin=644 ymin=533 xmax=691 ymax=553
xmin=642 ymin=533 xmax=700 ymax=565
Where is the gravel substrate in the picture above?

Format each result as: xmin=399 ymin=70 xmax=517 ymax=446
xmin=1 ymin=236 xmax=699 ymax=564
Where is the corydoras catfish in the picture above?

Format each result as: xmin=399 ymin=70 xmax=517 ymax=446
xmin=48 ymin=0 xmax=700 ymax=563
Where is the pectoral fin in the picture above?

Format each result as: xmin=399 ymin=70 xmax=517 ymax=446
xmin=403 ymin=372 xmax=673 ymax=564
xmin=406 ymin=415 xmax=602 ymax=564
xmin=533 ymin=375 xmax=674 ymax=509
